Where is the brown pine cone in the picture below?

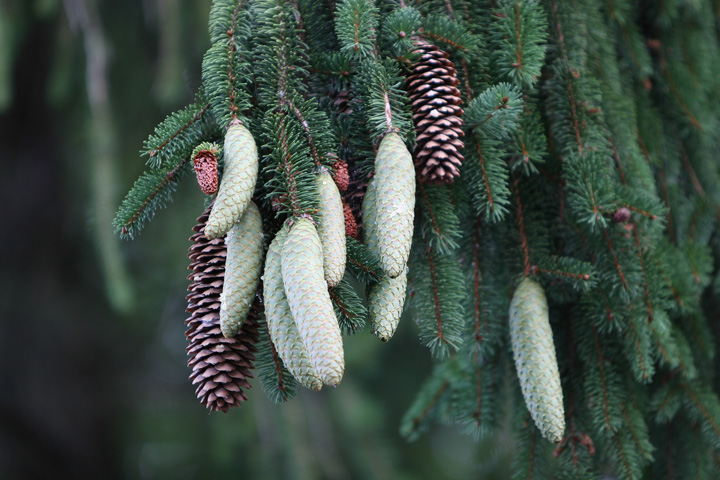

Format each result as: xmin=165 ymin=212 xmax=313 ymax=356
xmin=185 ymin=205 xmax=259 ymax=412
xmin=405 ymin=42 xmax=465 ymax=184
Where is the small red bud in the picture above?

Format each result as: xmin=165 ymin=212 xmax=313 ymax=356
xmin=612 ymin=207 xmax=631 ymax=224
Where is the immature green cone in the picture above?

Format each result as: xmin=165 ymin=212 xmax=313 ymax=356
xmin=369 ymin=269 xmax=407 ymax=342
xmin=374 ymin=132 xmax=415 ymax=278
xmin=509 ymin=277 xmax=565 ymax=443
xmin=281 ymin=218 xmax=344 ymax=386
xmin=361 ymin=177 xmax=379 ymax=255
xmin=220 ymin=201 xmax=263 ymax=338
xmin=264 ymin=225 xmax=323 ymax=391
xmin=206 ymin=120 xmax=258 ymax=239
xmin=315 ymin=169 xmax=346 ymax=287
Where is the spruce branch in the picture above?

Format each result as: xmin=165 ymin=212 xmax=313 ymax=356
xmin=346 ymin=236 xmax=384 ymax=284
xmin=356 ymin=57 xmax=414 ymax=142
xmin=460 ymin=218 xmax=506 ymax=363
xmin=511 ymin=176 xmax=532 ymax=275
xmin=114 ymin=158 xmax=191 ymax=239
xmin=464 ymin=83 xmax=523 ymax=139
xmin=421 ymin=15 xmax=479 ymax=56
xmin=143 ymin=102 xmax=215 ymax=169
xmin=380 ymin=7 xmax=422 ymax=57
xmin=334 ymin=0 xmax=379 ymax=59
xmin=410 ymin=235 xmax=465 ymax=358
xmin=533 ymin=256 xmax=595 ymax=293
xmin=329 ymin=278 xmax=368 ymax=334
xmin=491 ymin=0 xmax=548 ymax=89
xmin=202 ymin=0 xmax=253 ymax=127
xmin=417 ymin=182 xmax=462 ymax=255
xmin=463 ymin=136 xmax=511 ymax=222
xmin=400 ymin=362 xmax=453 ymax=441
xmin=453 ymin=353 xmax=502 ymax=441
xmin=256 ymin=310 xmax=298 ymax=403
xmin=260 ymin=112 xmax=318 ymax=217
xmin=509 ymin=99 xmax=547 ymax=175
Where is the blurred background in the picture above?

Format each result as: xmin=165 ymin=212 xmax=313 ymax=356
xmin=0 ymin=1 xmax=515 ymax=478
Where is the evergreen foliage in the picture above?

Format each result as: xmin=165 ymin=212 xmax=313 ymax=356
xmin=113 ymin=0 xmax=720 ymax=476
xmin=255 ymin=312 xmax=298 ymax=404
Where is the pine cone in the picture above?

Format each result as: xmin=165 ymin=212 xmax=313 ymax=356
xmin=281 ymin=218 xmax=345 ymax=387
xmin=509 ymin=277 xmax=565 ymax=442
xmin=206 ymin=120 xmax=259 ymax=239
xmin=331 ymin=158 xmax=350 ymax=192
xmin=372 ymin=132 xmax=416 ymax=278
xmin=369 ymin=269 xmax=408 ymax=342
xmin=186 ymin=205 xmax=259 ymax=412
xmin=316 ymin=170 xmax=347 ymax=287
xmin=264 ymin=225 xmax=323 ymax=391
xmin=193 ymin=143 xmax=219 ymax=195
xmin=405 ymin=42 xmax=465 ymax=184
xmin=343 ymin=201 xmax=357 ymax=239
xmin=220 ymin=201 xmax=264 ymax=338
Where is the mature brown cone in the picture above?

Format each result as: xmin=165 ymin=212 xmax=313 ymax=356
xmin=405 ymin=41 xmax=465 ymax=184
xmin=185 ymin=205 xmax=259 ymax=412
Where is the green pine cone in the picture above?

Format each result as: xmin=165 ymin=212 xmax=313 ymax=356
xmin=220 ymin=201 xmax=264 ymax=338
xmin=374 ymin=132 xmax=415 ymax=278
xmin=281 ymin=218 xmax=345 ymax=387
xmin=369 ymin=269 xmax=407 ymax=342
xmin=509 ymin=277 xmax=565 ymax=443
xmin=315 ymin=170 xmax=346 ymax=288
xmin=264 ymin=224 xmax=323 ymax=391
xmin=206 ymin=121 xmax=258 ymax=239
xmin=361 ymin=177 xmax=379 ymax=257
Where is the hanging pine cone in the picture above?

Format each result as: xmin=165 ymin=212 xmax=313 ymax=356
xmin=205 ymin=120 xmax=259 ymax=239
xmin=315 ymin=169 xmax=347 ymax=287
xmin=509 ymin=276 xmax=565 ymax=442
xmin=405 ymin=41 xmax=465 ymax=184
xmin=185 ymin=205 xmax=259 ymax=412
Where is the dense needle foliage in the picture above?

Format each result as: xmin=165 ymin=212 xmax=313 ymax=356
xmin=111 ymin=0 xmax=720 ymax=477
